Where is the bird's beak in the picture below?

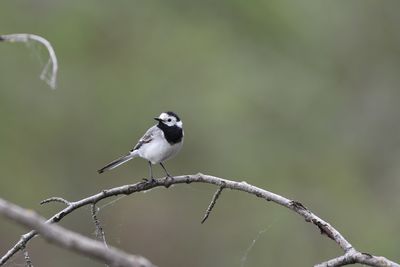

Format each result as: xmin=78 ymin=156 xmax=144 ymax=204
xmin=154 ymin=117 xmax=162 ymax=122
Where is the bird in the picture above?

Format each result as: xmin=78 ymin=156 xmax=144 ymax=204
xmin=97 ymin=111 xmax=184 ymax=181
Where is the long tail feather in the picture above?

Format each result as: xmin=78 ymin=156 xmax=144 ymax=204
xmin=97 ymin=152 xmax=137 ymax=174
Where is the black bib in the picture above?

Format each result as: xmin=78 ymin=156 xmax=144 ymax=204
xmin=157 ymin=123 xmax=183 ymax=144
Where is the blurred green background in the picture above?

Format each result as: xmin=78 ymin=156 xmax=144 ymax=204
xmin=1 ymin=1 xmax=400 ymax=266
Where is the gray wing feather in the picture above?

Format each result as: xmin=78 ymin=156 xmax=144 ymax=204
xmin=131 ymin=126 xmax=158 ymax=151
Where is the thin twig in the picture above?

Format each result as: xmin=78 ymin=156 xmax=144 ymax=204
xmin=0 ymin=33 xmax=58 ymax=89
xmin=40 ymin=197 xmax=70 ymax=206
xmin=201 ymin=185 xmax=224 ymax=224
xmin=21 ymin=246 xmax=33 ymax=267
xmin=0 ymin=173 xmax=398 ymax=267
xmin=91 ymin=204 xmax=109 ymax=248
xmin=0 ymin=198 xmax=156 ymax=267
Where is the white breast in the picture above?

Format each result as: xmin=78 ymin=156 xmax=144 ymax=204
xmin=137 ymin=133 xmax=183 ymax=164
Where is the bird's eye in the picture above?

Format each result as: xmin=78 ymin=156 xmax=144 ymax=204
xmin=167 ymin=118 xmax=172 ymax=122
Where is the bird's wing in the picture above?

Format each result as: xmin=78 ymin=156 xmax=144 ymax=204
xmin=131 ymin=125 xmax=158 ymax=151
xmin=98 ymin=126 xmax=160 ymax=174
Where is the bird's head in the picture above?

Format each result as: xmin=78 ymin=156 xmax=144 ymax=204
xmin=154 ymin=111 xmax=183 ymax=128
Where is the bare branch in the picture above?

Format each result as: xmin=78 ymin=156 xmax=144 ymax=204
xmin=315 ymin=251 xmax=400 ymax=267
xmin=0 ymin=33 xmax=58 ymax=89
xmin=0 ymin=173 xmax=398 ymax=267
xmin=201 ymin=185 xmax=224 ymax=224
xmin=0 ymin=198 xmax=156 ymax=267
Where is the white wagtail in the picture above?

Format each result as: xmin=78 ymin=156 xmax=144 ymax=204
xmin=98 ymin=111 xmax=184 ymax=181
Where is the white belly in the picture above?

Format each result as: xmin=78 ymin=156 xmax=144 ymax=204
xmin=138 ymin=138 xmax=183 ymax=164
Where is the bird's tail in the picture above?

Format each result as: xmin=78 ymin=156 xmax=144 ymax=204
xmin=97 ymin=151 xmax=138 ymax=174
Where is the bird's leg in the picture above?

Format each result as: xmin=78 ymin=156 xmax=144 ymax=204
xmin=160 ymin=162 xmax=173 ymax=178
xmin=160 ymin=162 xmax=174 ymax=188
xmin=143 ymin=161 xmax=155 ymax=183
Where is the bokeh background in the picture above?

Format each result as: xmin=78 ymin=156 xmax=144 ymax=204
xmin=1 ymin=1 xmax=400 ymax=266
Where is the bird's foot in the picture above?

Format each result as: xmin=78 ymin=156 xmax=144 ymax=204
xmin=142 ymin=178 xmax=157 ymax=184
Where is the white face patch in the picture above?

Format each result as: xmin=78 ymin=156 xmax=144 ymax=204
xmin=157 ymin=112 xmax=182 ymax=127
xmin=159 ymin=113 xmax=169 ymax=121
